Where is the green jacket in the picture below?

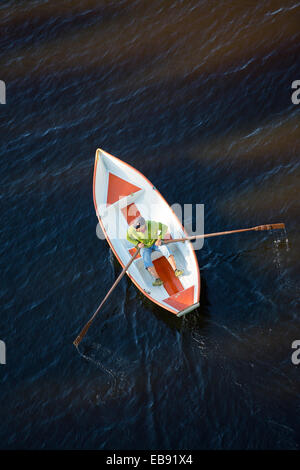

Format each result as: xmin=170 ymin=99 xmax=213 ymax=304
xmin=127 ymin=220 xmax=168 ymax=248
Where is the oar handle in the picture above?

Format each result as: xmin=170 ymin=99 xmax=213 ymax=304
xmin=73 ymin=248 xmax=140 ymax=348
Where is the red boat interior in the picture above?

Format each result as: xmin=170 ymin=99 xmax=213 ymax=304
xmin=107 ymin=172 xmax=141 ymax=206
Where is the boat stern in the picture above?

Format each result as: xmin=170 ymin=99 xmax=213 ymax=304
xmin=176 ymin=302 xmax=200 ymax=317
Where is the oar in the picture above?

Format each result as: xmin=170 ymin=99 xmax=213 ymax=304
xmin=73 ymin=247 xmax=141 ymax=348
xmin=162 ymin=223 xmax=285 ymax=244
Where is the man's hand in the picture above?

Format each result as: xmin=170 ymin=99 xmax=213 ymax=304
xmin=155 ymin=239 xmax=162 ymax=246
xmin=138 ymin=242 xmax=145 ymax=248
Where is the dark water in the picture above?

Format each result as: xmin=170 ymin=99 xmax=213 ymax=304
xmin=1 ymin=0 xmax=300 ymax=450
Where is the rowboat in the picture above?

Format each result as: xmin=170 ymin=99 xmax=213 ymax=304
xmin=93 ymin=149 xmax=201 ymax=317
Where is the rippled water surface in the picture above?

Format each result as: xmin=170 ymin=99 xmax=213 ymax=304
xmin=1 ymin=0 xmax=300 ymax=450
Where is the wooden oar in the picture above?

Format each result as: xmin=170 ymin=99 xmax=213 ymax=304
xmin=163 ymin=223 xmax=285 ymax=244
xmin=73 ymin=248 xmax=141 ymax=348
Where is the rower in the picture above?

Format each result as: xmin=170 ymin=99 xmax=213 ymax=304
xmin=126 ymin=216 xmax=184 ymax=286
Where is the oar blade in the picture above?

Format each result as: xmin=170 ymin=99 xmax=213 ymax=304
xmin=257 ymin=223 xmax=285 ymax=231
xmin=270 ymin=223 xmax=285 ymax=230
xmin=73 ymin=336 xmax=82 ymax=348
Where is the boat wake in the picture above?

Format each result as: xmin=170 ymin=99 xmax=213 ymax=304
xmin=191 ymin=332 xmax=210 ymax=357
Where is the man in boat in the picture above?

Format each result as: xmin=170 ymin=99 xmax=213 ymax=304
xmin=126 ymin=216 xmax=184 ymax=286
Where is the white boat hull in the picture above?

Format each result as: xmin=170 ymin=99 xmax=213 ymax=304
xmin=93 ymin=149 xmax=201 ymax=316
